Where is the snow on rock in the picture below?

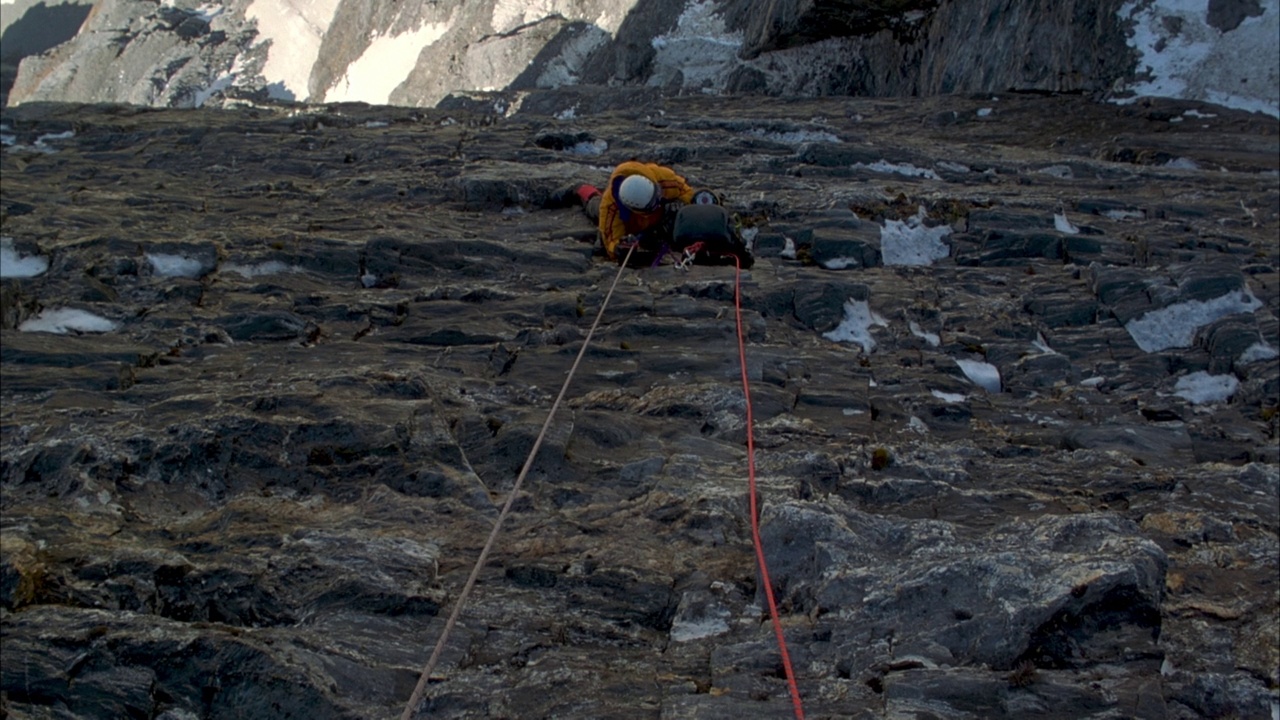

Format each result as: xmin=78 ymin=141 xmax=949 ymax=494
xmin=1173 ymin=371 xmax=1239 ymax=404
xmin=246 ymin=0 xmax=343 ymax=101
xmin=852 ymin=160 xmax=941 ymax=180
xmin=1054 ymin=213 xmax=1080 ymax=234
xmin=956 ymin=359 xmax=1001 ymax=393
xmin=649 ymin=0 xmax=743 ymax=92
xmin=932 ymin=390 xmax=967 ymax=403
xmin=0 ymin=237 xmax=49 ymax=278
xmin=1104 ymin=208 xmax=1146 ymax=220
xmin=1115 ymin=0 xmax=1280 ymax=118
xmin=746 ymin=128 xmax=841 ymax=144
xmin=823 ymin=300 xmax=887 ymax=353
xmin=881 ymin=208 xmax=952 ymax=267
xmin=147 ymin=253 xmax=209 ymax=278
xmin=222 ymin=261 xmax=298 ymax=278
xmin=1124 ymin=289 xmax=1264 ymax=353
xmin=1033 ymin=333 xmax=1058 ymax=355
xmin=1239 ymin=341 xmax=1280 ymax=364
xmin=909 ymin=321 xmax=940 ymax=347
xmin=326 ymin=19 xmax=454 ymax=105
xmin=19 ymin=309 xmax=118 ymax=334
xmin=566 ymin=139 xmax=608 ymax=155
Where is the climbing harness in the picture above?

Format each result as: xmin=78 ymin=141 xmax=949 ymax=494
xmin=401 ymin=245 xmax=804 ymax=720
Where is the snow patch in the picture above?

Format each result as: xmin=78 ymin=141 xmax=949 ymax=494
xmin=936 ymin=160 xmax=970 ymax=174
xmin=1240 ymin=341 xmax=1280 ymax=364
xmin=7 ymin=130 xmax=75 ymax=154
xmin=222 ymin=261 xmax=298 ymax=278
xmin=555 ymin=105 xmax=578 ymax=121
xmin=820 ymin=257 xmax=859 ymax=270
xmin=1114 ymin=0 xmax=1280 ymax=118
xmin=1124 ymin=289 xmax=1264 ymax=352
xmin=1173 ymin=371 xmax=1239 ymax=404
xmin=1037 ymin=165 xmax=1073 ymax=179
xmin=533 ymin=24 xmax=611 ymax=88
xmin=747 ymin=128 xmax=841 ymax=144
xmin=246 ymin=0 xmax=342 ymax=101
xmin=1033 ymin=333 xmax=1058 ymax=355
xmin=0 ymin=238 xmax=49 ymax=278
xmin=823 ymin=300 xmax=887 ymax=353
xmin=37 ymin=130 xmax=74 ymax=145
xmin=649 ymin=0 xmax=743 ymax=92
xmin=193 ymin=71 xmax=235 ymax=108
xmin=976 ymin=107 xmax=993 ymax=117
xmin=956 ymin=359 xmax=1001 ymax=393
xmin=881 ymin=208 xmax=952 ymax=267
xmin=19 ymin=309 xmax=118 ymax=334
xmin=1163 ymin=157 xmax=1200 ymax=169
xmin=932 ymin=390 xmax=967 ymax=403
xmin=1054 ymin=213 xmax=1080 ymax=235
xmin=780 ymin=237 xmax=797 ymax=259
xmin=852 ymin=159 xmax=941 ymax=180
xmin=147 ymin=253 xmax=207 ymax=278
xmin=326 ymin=20 xmax=453 ymax=105
xmin=670 ymin=604 xmax=731 ymax=642
xmin=566 ymin=139 xmax=608 ymax=155
xmin=1103 ymin=209 xmax=1145 ymax=220
xmin=909 ymin=321 xmax=940 ymax=347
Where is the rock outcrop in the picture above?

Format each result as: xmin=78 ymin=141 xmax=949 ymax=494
xmin=6 ymin=0 xmax=1279 ymax=116
xmin=2 ymin=87 xmax=1277 ymax=718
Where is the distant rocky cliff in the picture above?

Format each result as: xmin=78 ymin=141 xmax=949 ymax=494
xmin=5 ymin=0 xmax=1279 ymax=115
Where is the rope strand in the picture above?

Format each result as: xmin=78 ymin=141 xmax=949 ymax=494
xmin=728 ymin=253 xmax=806 ymax=719
xmin=400 ymin=245 xmax=637 ymax=720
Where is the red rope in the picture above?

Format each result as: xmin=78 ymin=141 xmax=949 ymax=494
xmin=727 ymin=254 xmax=806 ymax=719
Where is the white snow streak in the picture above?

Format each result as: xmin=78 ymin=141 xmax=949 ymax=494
xmin=327 ymin=20 xmax=452 ymax=105
xmin=1173 ymin=371 xmax=1239 ymax=404
xmin=146 ymin=253 xmax=207 ymax=278
xmin=1124 ymin=289 xmax=1264 ymax=352
xmin=649 ymin=0 xmax=742 ymax=91
xmin=881 ymin=208 xmax=952 ymax=267
xmin=1054 ymin=213 xmax=1080 ymax=234
xmin=0 ymin=238 xmax=49 ymax=278
xmin=823 ymin=300 xmax=887 ymax=353
xmin=956 ymin=359 xmax=1001 ymax=393
xmin=247 ymin=0 xmax=342 ymax=101
xmin=1115 ymin=0 xmax=1280 ymax=117
xmin=19 ymin=309 xmax=118 ymax=334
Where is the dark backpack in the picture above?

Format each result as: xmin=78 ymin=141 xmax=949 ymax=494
xmin=671 ymin=204 xmax=754 ymax=269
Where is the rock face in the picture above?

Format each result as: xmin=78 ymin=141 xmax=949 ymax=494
xmin=6 ymin=0 xmax=1279 ymax=116
xmin=1 ymin=89 xmax=1278 ymax=718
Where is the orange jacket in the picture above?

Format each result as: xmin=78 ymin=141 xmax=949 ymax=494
xmin=598 ymin=162 xmax=696 ymax=259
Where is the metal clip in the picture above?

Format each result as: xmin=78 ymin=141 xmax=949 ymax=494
xmin=674 ymin=242 xmax=704 ymax=271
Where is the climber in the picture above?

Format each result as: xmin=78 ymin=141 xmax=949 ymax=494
xmin=563 ymin=161 xmax=697 ymax=262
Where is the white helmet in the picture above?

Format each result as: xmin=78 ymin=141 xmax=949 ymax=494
xmin=618 ymin=174 xmax=658 ymax=211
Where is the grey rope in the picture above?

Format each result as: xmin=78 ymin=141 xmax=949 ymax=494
xmin=400 ymin=244 xmax=636 ymax=719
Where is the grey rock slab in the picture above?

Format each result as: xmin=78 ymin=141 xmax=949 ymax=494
xmin=1 ymin=93 xmax=1276 ymax=719
xmin=762 ymin=501 xmax=1166 ymax=668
